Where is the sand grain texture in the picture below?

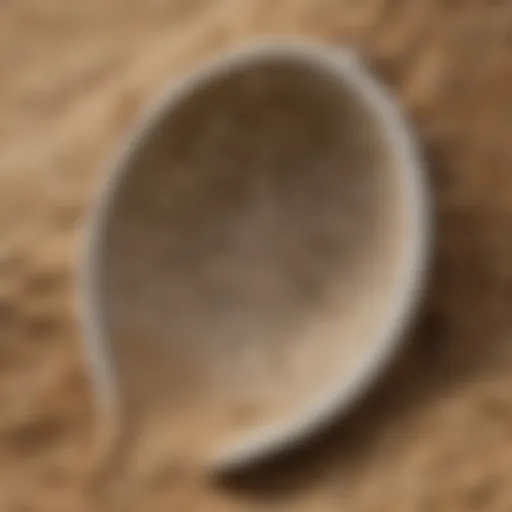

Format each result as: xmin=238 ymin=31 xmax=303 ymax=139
xmin=2 ymin=0 xmax=512 ymax=510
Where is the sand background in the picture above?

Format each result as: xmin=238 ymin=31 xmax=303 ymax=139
xmin=1 ymin=0 xmax=512 ymax=510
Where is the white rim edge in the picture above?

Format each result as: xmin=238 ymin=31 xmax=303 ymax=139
xmin=77 ymin=38 xmax=431 ymax=472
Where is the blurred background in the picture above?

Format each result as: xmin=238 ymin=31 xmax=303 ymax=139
xmin=1 ymin=0 xmax=512 ymax=510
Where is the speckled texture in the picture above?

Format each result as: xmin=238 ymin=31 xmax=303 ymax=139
xmin=1 ymin=0 xmax=512 ymax=510
xmin=96 ymin=53 xmax=411 ymax=471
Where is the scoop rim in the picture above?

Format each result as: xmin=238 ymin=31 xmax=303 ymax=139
xmin=78 ymin=38 xmax=430 ymax=472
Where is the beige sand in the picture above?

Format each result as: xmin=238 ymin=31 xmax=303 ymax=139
xmin=2 ymin=1 xmax=512 ymax=511
xmin=98 ymin=55 xmax=408 ymax=470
